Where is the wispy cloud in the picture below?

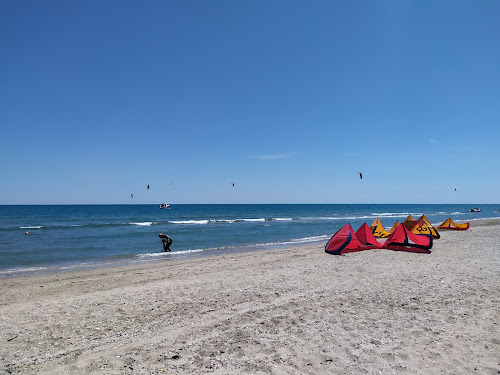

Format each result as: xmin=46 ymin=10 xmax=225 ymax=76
xmin=429 ymin=138 xmax=439 ymax=145
xmin=254 ymin=153 xmax=294 ymax=160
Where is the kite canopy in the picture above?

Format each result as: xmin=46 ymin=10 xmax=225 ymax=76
xmin=370 ymin=218 xmax=391 ymax=238
xmin=355 ymin=223 xmax=382 ymax=248
xmin=403 ymin=215 xmax=417 ymax=230
xmin=438 ymin=218 xmax=470 ymax=231
xmin=383 ymin=224 xmax=433 ymax=253
xmin=325 ymin=223 xmax=432 ymax=255
xmin=420 ymin=215 xmax=435 ymax=228
xmin=412 ymin=215 xmax=440 ymax=239
xmin=388 ymin=220 xmax=400 ymax=234
xmin=325 ymin=223 xmax=371 ymax=255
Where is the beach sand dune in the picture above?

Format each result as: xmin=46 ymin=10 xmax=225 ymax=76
xmin=1 ymin=219 xmax=499 ymax=374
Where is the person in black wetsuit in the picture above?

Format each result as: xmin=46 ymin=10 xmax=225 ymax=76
xmin=159 ymin=233 xmax=173 ymax=252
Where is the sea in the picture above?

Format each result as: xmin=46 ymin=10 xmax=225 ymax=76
xmin=1 ymin=204 xmax=499 ymax=278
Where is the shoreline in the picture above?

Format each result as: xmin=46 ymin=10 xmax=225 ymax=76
xmin=1 ymin=219 xmax=499 ymax=374
xmin=0 ymin=237 xmax=329 ymax=280
xmin=2 ymin=215 xmax=494 ymax=281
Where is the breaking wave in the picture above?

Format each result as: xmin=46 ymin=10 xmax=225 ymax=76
xmin=169 ymin=220 xmax=210 ymax=225
xmin=129 ymin=222 xmax=155 ymax=226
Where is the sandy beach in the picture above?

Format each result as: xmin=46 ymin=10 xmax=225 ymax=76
xmin=1 ymin=219 xmax=499 ymax=374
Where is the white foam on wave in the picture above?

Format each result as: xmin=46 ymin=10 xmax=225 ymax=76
xmin=304 ymin=216 xmax=338 ymax=220
xmin=273 ymin=218 xmax=293 ymax=221
xmin=241 ymin=218 xmax=266 ymax=222
xmin=0 ymin=265 xmax=50 ymax=276
xmin=257 ymin=234 xmax=329 ymax=247
xmin=342 ymin=215 xmax=377 ymax=220
xmin=137 ymin=233 xmax=330 ymax=261
xmin=305 ymin=215 xmax=375 ymax=221
xmin=284 ymin=235 xmax=330 ymax=244
xmin=170 ymin=249 xmax=205 ymax=255
xmin=20 ymin=226 xmax=42 ymax=229
xmin=169 ymin=220 xmax=209 ymax=225
xmin=130 ymin=222 xmax=155 ymax=226
xmin=137 ymin=249 xmax=205 ymax=258
xmin=209 ymin=219 xmax=236 ymax=223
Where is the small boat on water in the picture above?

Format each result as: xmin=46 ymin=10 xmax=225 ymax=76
xmin=468 ymin=207 xmax=481 ymax=212
xmin=160 ymin=203 xmax=170 ymax=209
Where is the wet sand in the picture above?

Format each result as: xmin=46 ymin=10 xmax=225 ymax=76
xmin=1 ymin=219 xmax=499 ymax=374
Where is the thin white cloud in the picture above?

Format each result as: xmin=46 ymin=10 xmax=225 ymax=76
xmin=254 ymin=153 xmax=294 ymax=160
xmin=429 ymin=138 xmax=439 ymax=145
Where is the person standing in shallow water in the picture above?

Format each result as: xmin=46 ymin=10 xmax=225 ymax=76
xmin=159 ymin=233 xmax=173 ymax=252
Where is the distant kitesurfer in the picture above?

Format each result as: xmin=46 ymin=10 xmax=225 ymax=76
xmin=159 ymin=233 xmax=173 ymax=252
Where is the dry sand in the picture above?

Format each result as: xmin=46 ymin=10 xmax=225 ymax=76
xmin=1 ymin=219 xmax=499 ymax=374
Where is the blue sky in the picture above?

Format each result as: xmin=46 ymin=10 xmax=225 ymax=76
xmin=1 ymin=1 xmax=499 ymax=204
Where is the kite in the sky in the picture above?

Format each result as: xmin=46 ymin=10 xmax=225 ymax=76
xmin=131 ymin=194 xmax=134 ymax=198
xmin=147 ymin=184 xmax=150 ymax=190
xmin=454 ymin=188 xmax=457 ymax=191
xmin=358 ymin=171 xmax=363 ymax=180
xmin=232 ymin=182 xmax=235 ymax=187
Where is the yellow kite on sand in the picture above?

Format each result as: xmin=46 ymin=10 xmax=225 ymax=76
xmin=438 ymin=218 xmax=469 ymax=231
xmin=411 ymin=215 xmax=440 ymax=239
xmin=370 ymin=218 xmax=400 ymax=238
xmin=370 ymin=218 xmax=390 ymax=238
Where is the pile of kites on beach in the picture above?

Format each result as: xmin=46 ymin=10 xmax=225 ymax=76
xmin=325 ymin=215 xmax=469 ymax=255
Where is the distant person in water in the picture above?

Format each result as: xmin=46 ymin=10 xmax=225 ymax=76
xmin=159 ymin=233 xmax=173 ymax=252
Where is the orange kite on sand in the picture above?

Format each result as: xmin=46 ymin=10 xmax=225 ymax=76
xmin=438 ymin=218 xmax=469 ymax=231
xmin=403 ymin=214 xmax=417 ymax=230
xmin=388 ymin=220 xmax=399 ymax=234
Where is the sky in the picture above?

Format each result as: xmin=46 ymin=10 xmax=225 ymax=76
xmin=1 ymin=0 xmax=499 ymax=204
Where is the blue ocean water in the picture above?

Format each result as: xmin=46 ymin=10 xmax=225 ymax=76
xmin=1 ymin=204 xmax=499 ymax=277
